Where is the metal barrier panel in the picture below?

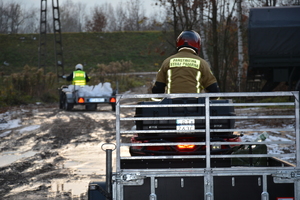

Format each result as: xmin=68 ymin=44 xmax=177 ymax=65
xmin=113 ymin=92 xmax=300 ymax=200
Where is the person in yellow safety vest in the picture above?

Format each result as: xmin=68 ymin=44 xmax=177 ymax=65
xmin=65 ymin=64 xmax=90 ymax=85
xmin=152 ymin=30 xmax=220 ymax=94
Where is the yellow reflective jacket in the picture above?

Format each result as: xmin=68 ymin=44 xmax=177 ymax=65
xmin=72 ymin=70 xmax=87 ymax=85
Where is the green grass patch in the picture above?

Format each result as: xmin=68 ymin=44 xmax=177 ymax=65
xmin=0 ymin=31 xmax=174 ymax=75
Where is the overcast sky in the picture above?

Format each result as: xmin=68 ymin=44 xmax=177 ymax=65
xmin=4 ymin=0 xmax=159 ymax=15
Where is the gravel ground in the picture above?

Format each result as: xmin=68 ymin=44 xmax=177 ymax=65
xmin=0 ymin=89 xmax=297 ymax=199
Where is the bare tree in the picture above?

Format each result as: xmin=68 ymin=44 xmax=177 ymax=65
xmin=210 ymin=0 xmax=219 ymax=78
xmin=99 ymin=0 xmax=159 ymax=32
xmin=199 ymin=0 xmax=210 ymax=65
xmin=237 ymin=0 xmax=244 ymax=92
xmin=0 ymin=0 xmax=164 ymax=33
xmin=143 ymin=13 xmax=164 ymax=31
xmin=123 ymin=0 xmax=147 ymax=31
xmin=8 ymin=3 xmax=23 ymax=33
xmin=19 ymin=6 xmax=39 ymax=33
xmin=100 ymin=3 xmax=117 ymax=32
xmin=245 ymin=0 xmax=299 ymax=7
xmin=85 ymin=5 xmax=107 ymax=32
xmin=156 ymin=0 xmax=205 ymax=55
xmin=114 ymin=4 xmax=127 ymax=31
xmin=0 ymin=1 xmax=41 ymax=34
xmin=60 ymin=0 xmax=87 ymax=32
xmin=0 ymin=1 xmax=10 ymax=33
xmin=156 ymin=0 xmax=247 ymax=91
xmin=75 ymin=2 xmax=87 ymax=32
xmin=0 ymin=1 xmax=25 ymax=34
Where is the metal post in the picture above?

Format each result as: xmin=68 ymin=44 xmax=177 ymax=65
xmin=205 ymin=96 xmax=213 ymax=200
xmin=294 ymin=91 xmax=300 ymax=200
xmin=102 ymin=143 xmax=116 ymax=200
xmin=52 ymin=0 xmax=64 ymax=77
xmin=294 ymin=91 xmax=300 ymax=167
xmin=39 ymin=0 xmax=47 ymax=72
xmin=149 ymin=176 xmax=157 ymax=200
xmin=106 ymin=149 xmax=112 ymax=200
xmin=261 ymin=175 xmax=269 ymax=200
xmin=205 ymin=96 xmax=211 ymax=168
xmin=116 ymin=95 xmax=121 ymax=172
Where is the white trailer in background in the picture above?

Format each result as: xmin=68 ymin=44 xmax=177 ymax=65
xmin=59 ymin=82 xmax=117 ymax=111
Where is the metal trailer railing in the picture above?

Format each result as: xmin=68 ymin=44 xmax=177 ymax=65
xmin=113 ymin=92 xmax=300 ymax=200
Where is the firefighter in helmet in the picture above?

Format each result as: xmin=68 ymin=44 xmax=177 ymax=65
xmin=65 ymin=64 xmax=90 ymax=85
xmin=152 ymin=30 xmax=220 ymax=94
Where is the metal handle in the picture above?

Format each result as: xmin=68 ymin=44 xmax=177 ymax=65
xmin=101 ymin=143 xmax=116 ymax=151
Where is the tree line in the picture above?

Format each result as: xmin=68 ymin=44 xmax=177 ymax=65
xmin=1 ymin=0 xmax=299 ymax=92
xmin=0 ymin=0 xmax=164 ymax=34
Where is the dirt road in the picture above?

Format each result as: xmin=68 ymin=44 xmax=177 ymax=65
xmin=0 ymin=102 xmax=129 ymax=199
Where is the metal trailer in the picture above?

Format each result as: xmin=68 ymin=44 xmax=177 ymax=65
xmin=59 ymin=85 xmax=116 ymax=111
xmin=89 ymin=92 xmax=300 ymax=200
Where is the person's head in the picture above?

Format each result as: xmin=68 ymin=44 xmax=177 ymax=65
xmin=75 ymin=64 xmax=83 ymax=70
xmin=176 ymin=30 xmax=201 ymax=54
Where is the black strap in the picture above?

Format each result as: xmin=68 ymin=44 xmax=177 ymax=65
xmin=205 ymin=82 xmax=220 ymax=93
xmin=152 ymin=81 xmax=166 ymax=93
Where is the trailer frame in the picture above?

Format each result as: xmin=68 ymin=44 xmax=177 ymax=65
xmin=90 ymin=91 xmax=300 ymax=200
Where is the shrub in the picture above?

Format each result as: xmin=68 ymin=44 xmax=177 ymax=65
xmin=0 ymin=65 xmax=60 ymax=106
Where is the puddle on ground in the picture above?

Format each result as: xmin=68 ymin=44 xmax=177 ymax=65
xmin=50 ymin=179 xmax=91 ymax=197
xmin=60 ymin=144 xmax=131 ymax=175
xmin=0 ymin=151 xmax=38 ymax=167
xmin=18 ymin=124 xmax=40 ymax=134
xmin=63 ymin=160 xmax=103 ymax=174
xmin=62 ymin=157 xmax=108 ymax=175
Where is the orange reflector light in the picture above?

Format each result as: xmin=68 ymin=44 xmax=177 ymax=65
xmin=110 ymin=97 xmax=116 ymax=103
xmin=78 ymin=97 xmax=85 ymax=103
xmin=177 ymin=145 xmax=195 ymax=149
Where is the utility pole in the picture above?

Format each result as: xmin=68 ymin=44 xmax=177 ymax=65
xmin=52 ymin=0 xmax=64 ymax=77
xmin=38 ymin=0 xmax=47 ymax=74
xmin=38 ymin=0 xmax=64 ymax=77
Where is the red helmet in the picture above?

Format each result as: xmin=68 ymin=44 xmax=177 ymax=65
xmin=176 ymin=30 xmax=201 ymax=54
